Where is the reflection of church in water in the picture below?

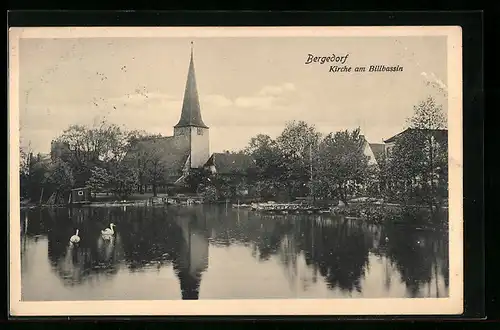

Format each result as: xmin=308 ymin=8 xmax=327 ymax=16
xmin=172 ymin=213 xmax=209 ymax=300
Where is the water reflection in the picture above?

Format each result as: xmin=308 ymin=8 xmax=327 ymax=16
xmin=45 ymin=208 xmax=123 ymax=286
xmin=373 ymin=224 xmax=449 ymax=298
xmin=295 ymin=217 xmax=372 ymax=293
xmin=20 ymin=205 xmax=449 ymax=300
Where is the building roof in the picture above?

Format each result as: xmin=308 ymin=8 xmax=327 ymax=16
xmin=205 ymin=152 xmax=256 ymax=175
xmin=369 ymin=143 xmax=385 ymax=164
xmin=383 ymin=128 xmax=448 ymax=143
xmin=126 ymin=136 xmax=190 ymax=184
xmin=71 ymin=187 xmax=90 ymax=191
xmin=174 ymin=44 xmax=208 ymax=129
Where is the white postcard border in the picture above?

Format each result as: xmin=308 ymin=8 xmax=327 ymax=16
xmin=8 ymin=26 xmax=463 ymax=316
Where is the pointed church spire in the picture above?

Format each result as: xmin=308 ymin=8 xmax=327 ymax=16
xmin=174 ymin=42 xmax=208 ymax=129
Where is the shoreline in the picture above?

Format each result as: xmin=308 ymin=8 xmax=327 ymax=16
xmin=19 ymin=201 xmax=449 ymax=230
xmin=19 ymin=200 xmax=449 ymax=210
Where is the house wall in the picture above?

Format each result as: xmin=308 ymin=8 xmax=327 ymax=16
xmin=189 ymin=126 xmax=210 ymax=169
xmin=362 ymin=141 xmax=378 ymax=166
xmin=173 ymin=126 xmax=210 ymax=169
xmin=71 ymin=189 xmax=89 ymax=203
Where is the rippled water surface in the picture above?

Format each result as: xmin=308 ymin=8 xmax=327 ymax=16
xmin=20 ymin=205 xmax=449 ymax=300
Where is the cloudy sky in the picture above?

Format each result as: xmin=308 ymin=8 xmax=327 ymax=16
xmin=18 ymin=36 xmax=447 ymax=154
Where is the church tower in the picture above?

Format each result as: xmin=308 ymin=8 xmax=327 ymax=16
xmin=173 ymin=42 xmax=210 ymax=169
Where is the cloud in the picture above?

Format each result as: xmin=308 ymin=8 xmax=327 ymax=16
xmin=199 ymin=82 xmax=308 ymax=128
xmin=420 ymin=72 xmax=447 ymax=94
xmin=233 ymin=82 xmax=297 ymax=110
xmin=234 ymin=95 xmax=275 ymax=109
xmin=257 ymin=83 xmax=296 ymax=96
xmin=20 ymin=82 xmax=305 ymax=153
xmin=202 ymin=94 xmax=233 ymax=107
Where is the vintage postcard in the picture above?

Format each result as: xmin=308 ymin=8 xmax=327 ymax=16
xmin=8 ymin=26 xmax=463 ymax=316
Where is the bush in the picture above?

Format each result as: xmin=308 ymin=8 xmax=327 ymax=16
xmin=198 ymin=184 xmax=218 ymax=203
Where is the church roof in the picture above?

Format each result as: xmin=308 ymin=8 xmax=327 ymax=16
xmin=205 ymin=152 xmax=257 ymax=175
xmin=174 ymin=44 xmax=208 ymax=129
xmin=125 ymin=136 xmax=190 ymax=184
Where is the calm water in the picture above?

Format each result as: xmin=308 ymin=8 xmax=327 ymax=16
xmin=20 ymin=205 xmax=449 ymax=301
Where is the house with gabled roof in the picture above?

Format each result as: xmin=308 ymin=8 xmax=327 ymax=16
xmin=381 ymin=128 xmax=448 ymax=194
xmin=383 ymin=128 xmax=448 ymax=157
xmin=203 ymin=152 xmax=258 ymax=198
xmin=204 ymin=152 xmax=257 ymax=176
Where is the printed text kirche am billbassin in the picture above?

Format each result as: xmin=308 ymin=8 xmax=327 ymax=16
xmin=305 ymin=53 xmax=404 ymax=73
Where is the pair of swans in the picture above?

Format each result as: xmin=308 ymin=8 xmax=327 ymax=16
xmin=69 ymin=223 xmax=116 ymax=244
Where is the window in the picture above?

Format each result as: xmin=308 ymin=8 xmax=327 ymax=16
xmin=197 ymin=128 xmax=204 ymax=135
xmin=77 ymin=190 xmax=84 ymax=196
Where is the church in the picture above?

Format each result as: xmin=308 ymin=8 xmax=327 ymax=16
xmin=127 ymin=43 xmax=255 ymax=192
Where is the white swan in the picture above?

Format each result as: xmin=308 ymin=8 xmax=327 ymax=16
xmin=101 ymin=223 xmax=115 ymax=236
xmin=69 ymin=229 xmax=80 ymax=244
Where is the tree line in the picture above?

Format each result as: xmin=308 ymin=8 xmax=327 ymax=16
xmin=206 ymin=96 xmax=448 ymax=211
xmin=20 ymin=96 xmax=448 ymax=212
xmin=20 ymin=121 xmax=167 ymax=204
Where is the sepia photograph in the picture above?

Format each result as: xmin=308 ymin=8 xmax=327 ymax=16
xmin=8 ymin=26 xmax=463 ymax=316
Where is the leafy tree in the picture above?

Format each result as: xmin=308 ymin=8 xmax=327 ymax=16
xmin=374 ymin=152 xmax=392 ymax=199
xmin=276 ymin=121 xmax=322 ymax=159
xmin=19 ymin=146 xmax=32 ymax=199
xmin=145 ymin=153 xmax=166 ymax=197
xmin=244 ymin=134 xmax=286 ymax=199
xmin=386 ymin=96 xmax=448 ymax=212
xmin=87 ymin=166 xmax=110 ymax=198
xmin=434 ymin=137 xmax=449 ymax=206
xmin=363 ymin=163 xmax=381 ymax=197
xmin=409 ymin=97 xmax=447 ymax=212
xmin=275 ymin=121 xmax=322 ymax=200
xmin=197 ymin=184 xmax=218 ymax=203
xmin=408 ymin=96 xmax=447 ymax=130
xmin=125 ymin=133 xmax=167 ymax=195
xmin=107 ymin=160 xmax=138 ymax=199
xmin=387 ymin=130 xmax=427 ymax=205
xmin=43 ymin=160 xmax=75 ymax=204
xmin=244 ymin=134 xmax=275 ymax=155
xmin=20 ymin=152 xmax=51 ymax=202
xmin=52 ymin=121 xmax=131 ymax=186
xmin=185 ymin=168 xmax=210 ymax=193
xmin=24 ymin=121 xmax=169 ymax=203
xmin=19 ymin=146 xmax=30 ymax=176
xmin=213 ymin=175 xmax=233 ymax=200
xmin=235 ymin=181 xmax=249 ymax=199
xmin=315 ymin=128 xmax=369 ymax=205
